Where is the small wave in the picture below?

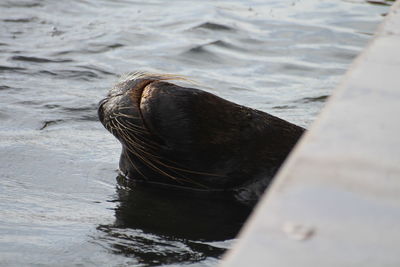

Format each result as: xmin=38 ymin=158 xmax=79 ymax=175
xmin=62 ymin=103 xmax=98 ymax=113
xmin=273 ymin=105 xmax=296 ymax=110
xmin=43 ymin=104 xmax=61 ymax=109
xmin=0 ymin=65 xmax=26 ymax=73
xmin=0 ymin=2 xmax=42 ymax=8
xmin=35 ymin=69 xmax=99 ymax=81
xmin=38 ymin=104 xmax=99 ymax=129
xmin=180 ymin=41 xmax=241 ymax=65
xmin=86 ymin=43 xmax=125 ymax=54
xmin=182 ymin=40 xmax=246 ymax=61
xmin=38 ymin=70 xmax=58 ymax=76
xmin=366 ymin=0 xmax=391 ymax=6
xmin=51 ymin=43 xmax=124 ymax=56
xmin=41 ymin=103 xmax=97 ymax=113
xmin=210 ymin=40 xmax=229 ymax=47
xmin=0 ymin=85 xmax=11 ymax=90
xmin=298 ymin=95 xmax=330 ymax=103
xmin=187 ymin=45 xmax=208 ymax=54
xmin=80 ymin=65 xmax=117 ymax=76
xmin=107 ymin=43 xmax=124 ymax=49
xmin=185 ymin=40 xmax=232 ymax=54
xmin=3 ymin=17 xmax=37 ymax=23
xmin=77 ymin=114 xmax=99 ymax=121
xmin=52 ymin=50 xmax=74 ymax=56
xmin=58 ymin=70 xmax=99 ymax=81
xmin=208 ymin=40 xmax=249 ymax=54
xmin=11 ymin=56 xmax=73 ymax=63
xmin=193 ymin=22 xmax=235 ymax=32
xmin=181 ymin=45 xmax=223 ymax=65
xmin=38 ymin=103 xmax=99 ymax=126
xmin=63 ymin=104 xmax=99 ymax=122
xmin=40 ymin=120 xmax=64 ymax=130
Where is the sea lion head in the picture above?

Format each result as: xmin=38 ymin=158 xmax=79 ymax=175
xmin=98 ymin=72 xmax=304 ymax=203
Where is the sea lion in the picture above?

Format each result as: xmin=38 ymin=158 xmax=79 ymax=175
xmin=98 ymin=72 xmax=304 ymax=206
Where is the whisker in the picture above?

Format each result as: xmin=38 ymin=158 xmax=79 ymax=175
xmin=123 ymin=149 xmax=149 ymax=181
xmin=112 ymin=118 xmax=223 ymax=180
xmin=102 ymin=71 xmax=222 ymax=189
xmin=113 ymin=119 xmax=160 ymax=150
xmin=123 ymin=140 xmax=211 ymax=189
xmin=114 ymin=116 xmax=147 ymax=135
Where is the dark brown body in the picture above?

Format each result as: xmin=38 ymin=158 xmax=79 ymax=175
xmin=98 ymin=73 xmax=304 ymax=206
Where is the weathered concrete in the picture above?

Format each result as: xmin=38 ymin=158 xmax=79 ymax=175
xmin=221 ymin=1 xmax=400 ymax=266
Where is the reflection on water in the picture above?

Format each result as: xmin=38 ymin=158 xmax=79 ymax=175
xmin=113 ymin=177 xmax=250 ymax=241
xmin=0 ymin=0 xmax=392 ymax=266
xmin=95 ymin=177 xmax=250 ymax=266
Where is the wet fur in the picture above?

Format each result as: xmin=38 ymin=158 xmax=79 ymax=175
xmin=98 ymin=72 xmax=305 ymax=205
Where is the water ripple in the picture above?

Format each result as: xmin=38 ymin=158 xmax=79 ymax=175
xmin=2 ymin=17 xmax=37 ymax=23
xmin=57 ymin=70 xmax=99 ymax=80
xmin=0 ymin=65 xmax=27 ymax=73
xmin=11 ymin=56 xmax=73 ymax=63
xmin=193 ymin=22 xmax=235 ymax=31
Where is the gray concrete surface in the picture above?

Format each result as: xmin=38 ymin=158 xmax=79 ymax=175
xmin=221 ymin=1 xmax=400 ymax=266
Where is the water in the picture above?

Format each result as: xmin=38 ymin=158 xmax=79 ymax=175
xmin=0 ymin=0 xmax=391 ymax=266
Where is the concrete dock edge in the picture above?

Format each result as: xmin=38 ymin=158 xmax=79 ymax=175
xmin=221 ymin=1 xmax=400 ymax=266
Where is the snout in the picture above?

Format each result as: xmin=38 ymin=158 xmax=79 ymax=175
xmin=97 ymin=97 xmax=109 ymax=124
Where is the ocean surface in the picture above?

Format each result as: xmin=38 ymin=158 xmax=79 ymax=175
xmin=0 ymin=0 xmax=391 ymax=266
